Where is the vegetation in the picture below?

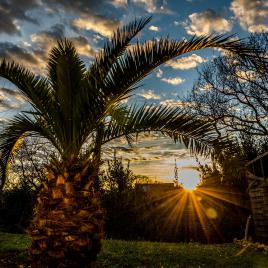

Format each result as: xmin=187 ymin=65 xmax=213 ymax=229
xmin=0 ymin=16 xmax=259 ymax=267
xmin=188 ymin=33 xmax=268 ymax=137
xmin=0 ymin=232 xmax=267 ymax=268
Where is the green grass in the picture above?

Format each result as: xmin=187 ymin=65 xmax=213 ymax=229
xmin=0 ymin=232 xmax=267 ymax=267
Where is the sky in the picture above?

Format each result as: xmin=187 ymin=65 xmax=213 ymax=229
xmin=0 ymin=0 xmax=268 ymax=185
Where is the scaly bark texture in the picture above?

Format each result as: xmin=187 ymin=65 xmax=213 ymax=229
xmin=29 ymin=161 xmax=104 ymax=268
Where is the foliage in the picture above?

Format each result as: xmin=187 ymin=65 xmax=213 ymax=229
xmin=9 ymin=138 xmax=54 ymax=191
xmin=0 ymin=184 xmax=36 ymax=233
xmin=0 ymin=232 xmax=268 ymax=268
xmin=197 ymin=132 xmax=268 ymax=189
xmin=187 ymin=33 xmax=268 ymax=137
xmin=98 ymin=152 xmax=137 ymax=193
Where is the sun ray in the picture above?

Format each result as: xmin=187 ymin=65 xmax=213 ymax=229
xmin=197 ymin=187 xmax=249 ymax=208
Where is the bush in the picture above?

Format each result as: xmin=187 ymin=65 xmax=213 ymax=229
xmin=0 ymin=184 xmax=36 ymax=233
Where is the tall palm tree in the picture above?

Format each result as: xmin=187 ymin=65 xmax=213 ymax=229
xmin=0 ymin=18 xmax=255 ymax=267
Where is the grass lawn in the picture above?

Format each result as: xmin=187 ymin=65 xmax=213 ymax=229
xmin=0 ymin=232 xmax=267 ymax=267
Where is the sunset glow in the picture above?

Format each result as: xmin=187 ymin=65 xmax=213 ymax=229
xmin=179 ymin=169 xmax=201 ymax=190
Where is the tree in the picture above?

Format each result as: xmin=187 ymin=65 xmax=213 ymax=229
xmin=99 ymin=151 xmax=137 ymax=193
xmin=10 ymin=138 xmax=54 ymax=191
xmin=0 ymin=17 xmax=257 ymax=267
xmin=188 ymin=33 xmax=268 ymax=137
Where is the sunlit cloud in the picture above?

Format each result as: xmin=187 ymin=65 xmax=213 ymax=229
xmin=166 ymin=54 xmax=207 ymax=70
xmin=132 ymin=0 xmax=157 ymax=13
xmin=230 ymin=0 xmax=268 ymax=33
xmin=72 ymin=14 xmax=120 ymax=37
xmin=161 ymin=77 xmax=185 ymax=85
xmin=156 ymin=68 xmax=163 ymax=78
xmin=0 ymin=42 xmax=44 ymax=72
xmin=160 ymin=99 xmax=187 ymax=108
xmin=149 ymin=25 xmax=159 ymax=32
xmin=30 ymin=24 xmax=96 ymax=71
xmin=111 ymin=0 xmax=128 ymax=8
xmin=184 ymin=9 xmax=232 ymax=36
xmin=31 ymin=23 xmax=65 ymax=51
xmin=70 ymin=36 xmax=96 ymax=57
xmin=199 ymin=83 xmax=213 ymax=91
xmin=137 ymin=89 xmax=161 ymax=100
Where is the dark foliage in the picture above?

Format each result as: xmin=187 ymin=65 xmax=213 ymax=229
xmin=0 ymin=184 xmax=36 ymax=233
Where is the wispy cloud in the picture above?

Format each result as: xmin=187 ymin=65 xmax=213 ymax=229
xmin=160 ymin=99 xmax=186 ymax=108
xmin=184 ymin=9 xmax=232 ymax=36
xmin=230 ymin=0 xmax=268 ymax=32
xmin=166 ymin=54 xmax=207 ymax=70
xmin=137 ymin=89 xmax=161 ymax=100
xmin=161 ymin=77 xmax=185 ymax=85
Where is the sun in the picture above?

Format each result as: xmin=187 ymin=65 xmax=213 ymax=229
xmin=179 ymin=169 xmax=200 ymax=191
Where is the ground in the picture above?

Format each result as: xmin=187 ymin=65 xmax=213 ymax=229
xmin=0 ymin=232 xmax=267 ymax=267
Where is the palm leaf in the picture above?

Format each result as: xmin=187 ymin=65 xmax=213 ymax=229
xmin=103 ymin=104 xmax=234 ymax=156
xmin=88 ymin=17 xmax=151 ymax=94
xmin=0 ymin=113 xmax=61 ymax=189
xmin=101 ymin=35 xmax=257 ymax=100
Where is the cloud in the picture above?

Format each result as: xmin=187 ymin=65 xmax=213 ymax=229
xmin=132 ymin=0 xmax=157 ymax=13
xmin=41 ymin=1 xmax=121 ymax=37
xmin=111 ymin=0 xmax=128 ymax=7
xmin=159 ymin=99 xmax=186 ymax=108
xmin=149 ymin=25 xmax=159 ymax=31
xmin=199 ymin=83 xmax=213 ymax=91
xmin=0 ymin=87 xmax=26 ymax=111
xmin=137 ymin=89 xmax=161 ymax=100
xmin=132 ymin=0 xmax=172 ymax=14
xmin=70 ymin=36 xmax=96 ymax=57
xmin=156 ymin=68 xmax=163 ymax=78
xmin=0 ymin=42 xmax=40 ymax=69
xmin=166 ymin=54 xmax=207 ymax=70
xmin=31 ymin=23 xmax=65 ymax=52
xmin=185 ymin=9 xmax=232 ymax=36
xmin=30 ymin=24 xmax=96 ymax=71
xmin=42 ymin=0 xmax=107 ymax=14
xmin=72 ymin=14 xmax=120 ymax=37
xmin=161 ymin=77 xmax=185 ymax=85
xmin=0 ymin=0 xmax=40 ymax=35
xmin=230 ymin=0 xmax=268 ymax=32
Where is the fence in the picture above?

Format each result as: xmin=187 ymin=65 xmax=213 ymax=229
xmin=246 ymin=151 xmax=268 ymax=243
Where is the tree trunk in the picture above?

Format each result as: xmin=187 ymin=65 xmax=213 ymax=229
xmin=29 ymin=161 xmax=104 ymax=268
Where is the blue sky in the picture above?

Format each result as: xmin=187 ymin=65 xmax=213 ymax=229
xmin=0 ymin=0 xmax=267 ymax=183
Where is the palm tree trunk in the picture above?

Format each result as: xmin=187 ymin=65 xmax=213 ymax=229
xmin=29 ymin=161 xmax=104 ymax=268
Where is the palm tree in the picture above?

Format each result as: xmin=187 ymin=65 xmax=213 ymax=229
xmin=0 ymin=17 xmax=255 ymax=267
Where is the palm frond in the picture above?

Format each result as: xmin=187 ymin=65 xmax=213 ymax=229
xmin=0 ymin=60 xmax=56 ymax=118
xmin=88 ymin=17 xmax=151 ymax=89
xmin=46 ymin=39 xmax=94 ymax=156
xmin=0 ymin=114 xmax=61 ymax=190
xmin=103 ymin=104 xmax=234 ymax=156
xmin=101 ymin=35 xmax=257 ymax=100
